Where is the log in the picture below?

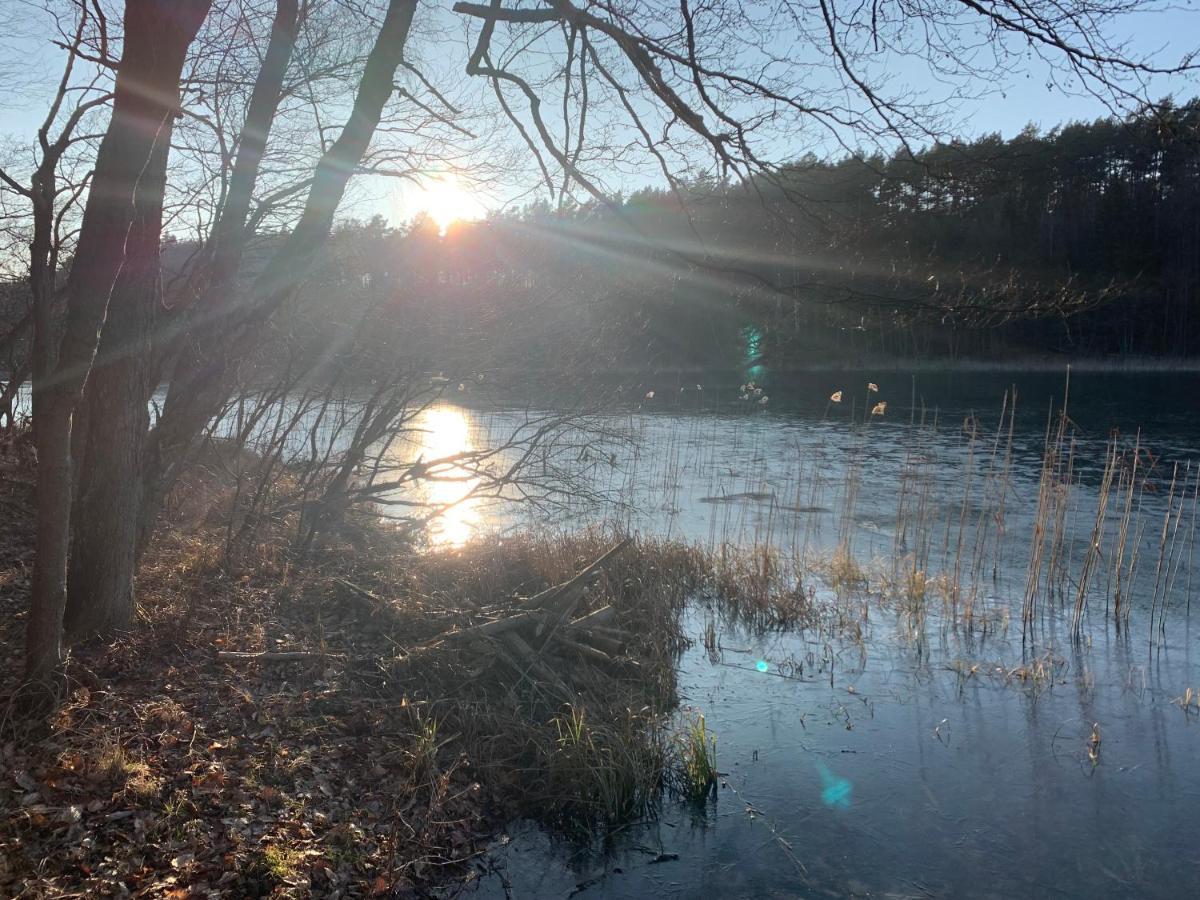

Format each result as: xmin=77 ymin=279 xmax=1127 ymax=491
xmin=533 ymin=573 xmax=592 ymax=639
xmin=585 ymin=624 xmax=629 ymax=640
xmin=550 ymin=632 xmax=616 ymax=665
xmin=424 ymin=608 xmax=543 ymax=646
xmin=569 ymin=627 xmax=625 ymax=656
xmin=501 ymin=631 xmax=572 ymax=697
xmin=409 ymin=539 xmax=632 ymax=652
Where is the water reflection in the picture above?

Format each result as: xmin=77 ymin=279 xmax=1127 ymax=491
xmin=406 ymin=404 xmax=482 ymax=547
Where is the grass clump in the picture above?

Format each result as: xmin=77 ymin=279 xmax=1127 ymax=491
xmin=673 ymin=712 xmax=718 ymax=800
xmin=96 ymin=737 xmax=163 ymax=801
xmin=262 ymin=844 xmax=301 ymax=880
xmin=828 ymin=542 xmax=866 ymax=591
xmin=535 ymin=704 xmax=668 ymax=831
xmin=240 ymin=843 xmax=305 ymax=892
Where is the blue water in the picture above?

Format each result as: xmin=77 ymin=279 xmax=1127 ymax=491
xmin=457 ymin=368 xmax=1200 ymax=899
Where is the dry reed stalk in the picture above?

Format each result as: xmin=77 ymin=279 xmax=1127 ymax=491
xmin=1023 ymin=401 xmax=1058 ymax=634
xmin=1072 ymin=437 xmax=1117 ymax=635
xmin=993 ymin=387 xmax=1017 ymax=581
xmin=1187 ymin=471 xmax=1199 ymax=616
xmin=1149 ymin=462 xmax=1180 ymax=638
xmin=949 ymin=415 xmax=978 ymax=612
xmin=1110 ymin=432 xmax=1141 ymax=623
xmin=1156 ymin=463 xmax=1193 ymax=636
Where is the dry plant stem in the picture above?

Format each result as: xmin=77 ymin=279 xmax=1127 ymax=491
xmin=1073 ymin=438 xmax=1117 ymax=636
xmin=1111 ymin=432 xmax=1141 ymax=623
xmin=1187 ymin=473 xmax=1199 ymax=616
xmin=1157 ymin=463 xmax=1194 ymax=636
xmin=1149 ymin=462 xmax=1180 ymax=639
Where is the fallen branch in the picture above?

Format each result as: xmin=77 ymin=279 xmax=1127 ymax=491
xmin=549 ymin=632 xmax=617 ymax=665
xmin=568 ymin=626 xmax=625 ymax=656
xmin=501 ymin=631 xmax=572 ymax=698
xmin=426 ymin=608 xmax=544 ymax=645
xmin=408 ymin=539 xmax=632 ymax=654
xmin=522 ymin=537 xmax=632 ymax=610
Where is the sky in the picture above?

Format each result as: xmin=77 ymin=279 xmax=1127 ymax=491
xmin=1 ymin=0 xmax=1198 ymax=229
xmin=379 ymin=2 xmax=1200 ymax=224
xmin=911 ymin=7 xmax=1199 ymax=138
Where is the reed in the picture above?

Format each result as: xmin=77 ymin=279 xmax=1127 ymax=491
xmin=1158 ymin=464 xmax=1197 ymax=635
xmin=1149 ymin=463 xmax=1182 ymax=638
xmin=1072 ymin=437 xmax=1118 ymax=635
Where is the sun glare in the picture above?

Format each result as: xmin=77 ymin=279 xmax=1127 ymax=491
xmin=387 ymin=404 xmax=483 ymax=547
xmin=416 ymin=176 xmax=483 ymax=235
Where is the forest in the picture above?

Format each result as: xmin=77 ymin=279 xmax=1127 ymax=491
xmin=13 ymin=101 xmax=1200 ymax=400
xmin=281 ymin=99 xmax=1200 ymax=380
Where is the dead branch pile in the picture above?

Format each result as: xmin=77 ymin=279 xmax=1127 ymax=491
xmin=222 ymin=539 xmax=651 ymax=707
xmin=394 ymin=538 xmax=636 ymax=692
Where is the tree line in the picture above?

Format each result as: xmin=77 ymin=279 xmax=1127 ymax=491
xmin=256 ymin=100 xmax=1200 ymax=386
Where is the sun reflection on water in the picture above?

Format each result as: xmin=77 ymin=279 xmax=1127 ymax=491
xmin=410 ymin=404 xmax=482 ymax=547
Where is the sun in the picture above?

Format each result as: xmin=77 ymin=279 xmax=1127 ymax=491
xmin=416 ymin=176 xmax=484 ymax=235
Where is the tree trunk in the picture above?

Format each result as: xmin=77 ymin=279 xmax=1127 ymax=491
xmin=64 ymin=236 xmax=159 ymax=639
xmin=63 ymin=0 xmax=212 ymax=642
xmin=142 ymin=0 xmax=418 ymax=551
xmin=26 ymin=0 xmax=211 ymax=676
xmin=139 ymin=0 xmax=301 ymax=555
xmin=26 ymin=392 xmax=72 ymax=683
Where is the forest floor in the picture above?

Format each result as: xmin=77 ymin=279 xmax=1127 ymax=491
xmin=0 ymin=435 xmax=726 ymax=898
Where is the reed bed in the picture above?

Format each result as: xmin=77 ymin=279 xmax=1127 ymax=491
xmin=514 ymin=379 xmax=1198 ymax=649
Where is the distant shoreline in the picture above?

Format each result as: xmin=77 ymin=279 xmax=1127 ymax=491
xmin=756 ymin=356 xmax=1200 ymax=374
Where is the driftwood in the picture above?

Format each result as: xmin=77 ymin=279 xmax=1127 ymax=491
xmin=394 ymin=541 xmax=641 ymax=691
xmin=565 ymin=627 xmax=624 ymax=656
xmin=424 ymin=608 xmax=544 ymax=645
xmin=503 ymin=631 xmax=567 ymax=685
xmin=551 ymin=632 xmax=616 ymax=665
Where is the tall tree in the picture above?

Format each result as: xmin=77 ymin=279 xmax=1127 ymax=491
xmin=23 ymin=0 xmax=213 ymax=683
xmin=141 ymin=0 xmax=421 ymax=546
xmin=65 ymin=0 xmax=303 ymax=641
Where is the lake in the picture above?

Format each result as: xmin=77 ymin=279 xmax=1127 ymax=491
xmin=420 ymin=367 xmax=1200 ymax=899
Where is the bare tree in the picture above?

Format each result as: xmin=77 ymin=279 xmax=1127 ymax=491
xmin=19 ymin=0 xmax=212 ymax=684
xmin=64 ymin=0 xmax=302 ymax=641
xmin=0 ymin=3 xmax=110 ymax=431
xmin=142 ymin=0 xmax=422 ymax=545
